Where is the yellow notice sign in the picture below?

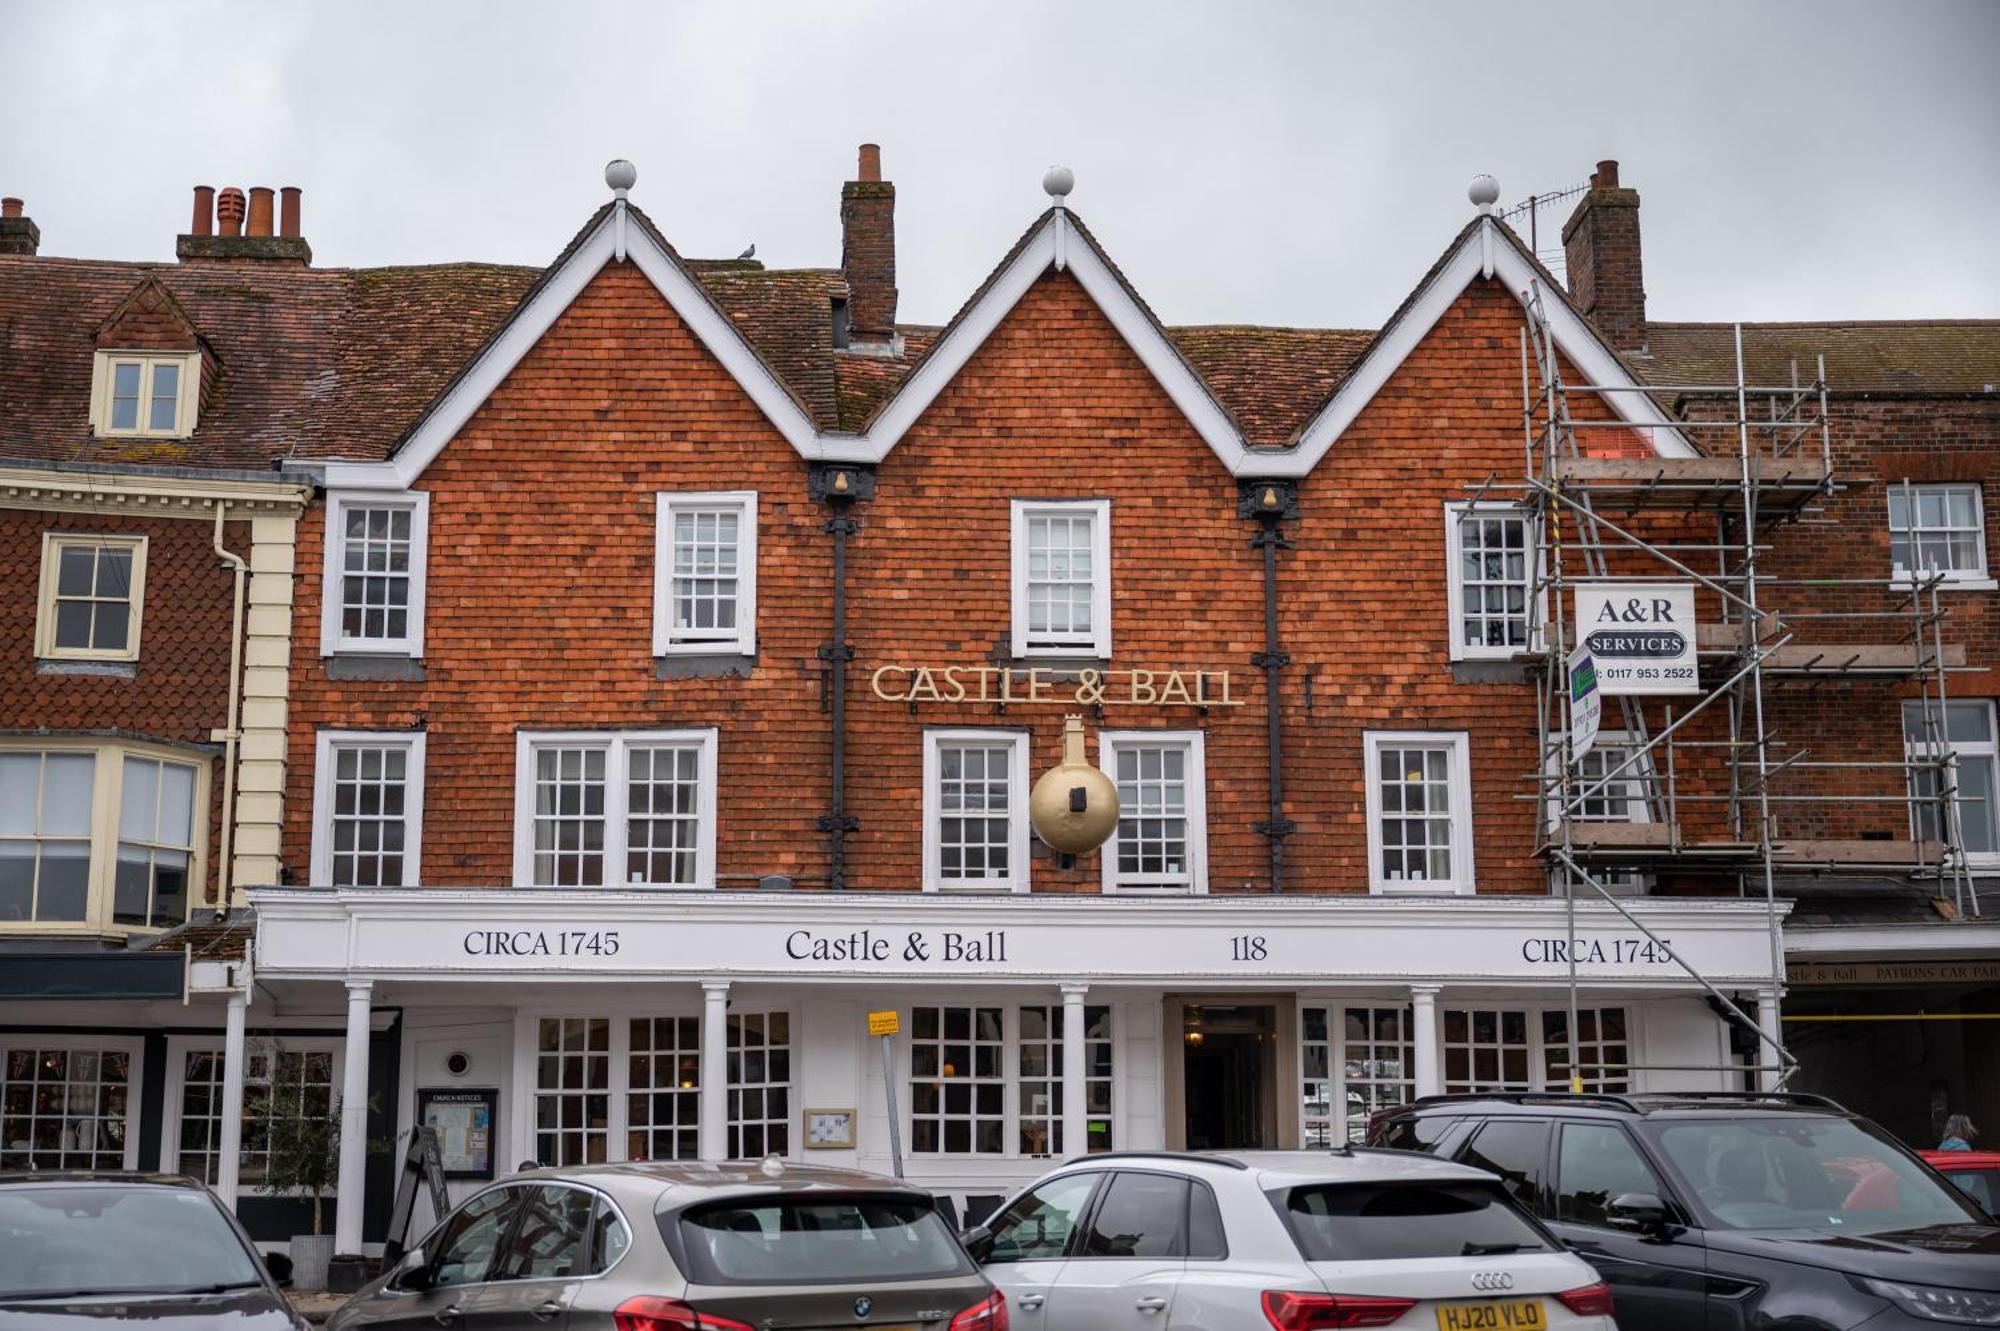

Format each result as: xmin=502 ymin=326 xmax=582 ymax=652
xmin=867 ymin=1010 xmax=900 ymax=1037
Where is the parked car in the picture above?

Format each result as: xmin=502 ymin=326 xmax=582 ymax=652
xmin=962 ymin=1149 xmax=1616 ymax=1329
xmin=1370 ymin=1090 xmax=2000 ymax=1330
xmin=1922 ymin=1149 xmax=2000 ymax=1215
xmin=329 ymin=1160 xmax=1001 ymax=1331
xmin=0 ymin=1172 xmax=305 ymax=1328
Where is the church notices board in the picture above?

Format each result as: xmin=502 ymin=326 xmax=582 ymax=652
xmin=418 ymin=1088 xmax=498 ymax=1179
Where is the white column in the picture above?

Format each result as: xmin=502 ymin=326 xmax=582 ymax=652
xmin=216 ymin=992 xmax=248 ymax=1210
xmin=1410 ymin=985 xmax=1442 ymax=1098
xmin=699 ymin=981 xmax=731 ymax=1163
xmin=1061 ymin=984 xmax=1089 ymax=1159
xmin=333 ymin=981 xmax=372 ymax=1256
xmin=1755 ymin=988 xmax=1783 ymax=1092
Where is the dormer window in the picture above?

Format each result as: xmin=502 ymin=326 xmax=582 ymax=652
xmin=91 ymin=352 xmax=200 ymax=439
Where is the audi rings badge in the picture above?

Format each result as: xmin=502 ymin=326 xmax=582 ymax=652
xmin=1471 ymin=1271 xmax=1516 ymax=1292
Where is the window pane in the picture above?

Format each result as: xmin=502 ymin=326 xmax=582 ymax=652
xmin=148 ymin=363 xmax=181 ymax=431
xmin=1081 ymin=1172 xmax=1188 ymax=1258
xmin=1459 ymin=1120 xmax=1548 ymax=1211
xmin=1557 ymin=1124 xmax=1664 ymax=1227
xmin=43 ymin=755 xmax=96 ymax=836
xmin=119 ymin=758 xmax=159 ymax=840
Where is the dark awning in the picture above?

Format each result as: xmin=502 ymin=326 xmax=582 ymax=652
xmin=0 ymin=952 xmax=184 ymax=1001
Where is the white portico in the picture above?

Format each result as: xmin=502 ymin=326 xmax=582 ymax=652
xmin=248 ymin=888 xmax=1787 ymax=1240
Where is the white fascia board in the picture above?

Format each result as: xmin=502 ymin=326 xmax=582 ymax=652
xmin=851 ymin=214 xmax=1254 ymax=476
xmin=1281 ymin=219 xmax=1695 ymax=476
xmin=1784 ymin=924 xmax=2000 ymax=960
xmin=352 ymin=211 xmax=821 ymax=489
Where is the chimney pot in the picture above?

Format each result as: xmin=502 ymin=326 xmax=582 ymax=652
xmin=279 ymin=186 xmax=301 ymax=238
xmin=857 ymin=143 xmax=882 ymax=183
xmin=1 ymin=198 xmax=20 ymax=220
xmin=247 ymin=186 xmax=275 ymax=237
xmin=1595 ymin=159 xmax=1620 ymax=189
xmin=216 ymin=188 xmax=246 ymax=237
xmin=192 ymin=186 xmax=215 ymax=236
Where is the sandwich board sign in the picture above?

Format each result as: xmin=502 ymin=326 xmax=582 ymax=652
xmin=1574 ymin=584 xmax=1698 ymax=696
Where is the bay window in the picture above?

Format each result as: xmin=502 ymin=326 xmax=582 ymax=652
xmin=0 ymin=740 xmax=205 ymax=932
xmin=512 ymin=730 xmax=718 ymax=889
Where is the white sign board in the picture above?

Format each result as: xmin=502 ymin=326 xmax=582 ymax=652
xmin=1575 ymin=583 xmax=1698 ymax=696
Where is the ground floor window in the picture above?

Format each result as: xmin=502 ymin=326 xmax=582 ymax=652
xmin=1 ymin=1042 xmax=133 ymax=1170
xmin=533 ymin=1010 xmax=793 ymax=1167
xmin=1017 ymin=1005 xmax=1113 ymax=1156
xmin=1542 ymin=1008 xmax=1632 ymax=1093
xmin=626 ymin=1018 xmax=699 ymax=1163
xmin=911 ymin=1005 xmax=1005 ymax=1154
xmin=536 ymin=1018 xmax=611 ymax=1167
xmin=1442 ymin=1006 xmax=1631 ymax=1094
xmin=1302 ymin=1006 xmax=1415 ymax=1145
xmin=727 ymin=1011 xmax=790 ymax=1160
xmin=174 ymin=1039 xmax=341 ymax=1186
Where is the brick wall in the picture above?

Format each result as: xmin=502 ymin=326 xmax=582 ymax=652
xmin=0 ymin=507 xmax=248 ymax=904
xmin=284 ymin=264 xmax=1651 ymax=895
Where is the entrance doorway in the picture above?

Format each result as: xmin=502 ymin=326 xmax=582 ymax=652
xmin=1180 ymin=1002 xmax=1279 ymax=1150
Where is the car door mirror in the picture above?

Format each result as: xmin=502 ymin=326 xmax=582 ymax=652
xmin=1605 ymin=1192 xmax=1671 ymax=1234
xmin=261 ymin=1250 xmax=293 ymax=1288
xmin=393 ymin=1247 xmax=435 ymax=1290
xmin=961 ymin=1225 xmax=996 ymax=1263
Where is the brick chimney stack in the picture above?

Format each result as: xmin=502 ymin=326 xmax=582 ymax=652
xmin=1562 ymin=159 xmax=1646 ymax=351
xmin=841 ymin=143 xmax=898 ymax=342
xmin=180 ymin=183 xmax=312 ymax=265
xmin=0 ymin=197 xmax=38 ymax=256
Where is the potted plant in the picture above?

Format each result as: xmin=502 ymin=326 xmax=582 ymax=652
xmin=252 ymin=1075 xmax=343 ymax=1291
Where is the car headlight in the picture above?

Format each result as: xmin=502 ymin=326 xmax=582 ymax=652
xmin=1863 ymin=1278 xmax=2000 ymax=1325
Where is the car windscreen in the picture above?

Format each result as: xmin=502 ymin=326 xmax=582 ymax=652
xmin=1276 ymin=1181 xmax=1554 ymax=1262
xmin=0 ymin=1185 xmax=263 ymax=1298
xmin=673 ymin=1193 xmax=973 ymax=1286
xmin=1648 ymin=1117 xmax=1988 ymax=1235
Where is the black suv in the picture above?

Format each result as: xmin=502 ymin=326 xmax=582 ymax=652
xmin=1369 ymin=1091 xmax=2000 ymax=1330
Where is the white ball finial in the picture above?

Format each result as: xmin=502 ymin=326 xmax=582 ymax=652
xmin=1043 ymin=165 xmax=1074 ymax=204
xmin=1468 ymin=173 xmax=1500 ymax=213
xmin=605 ymin=159 xmax=638 ymax=196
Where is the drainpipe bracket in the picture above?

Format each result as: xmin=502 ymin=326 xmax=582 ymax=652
xmin=1252 ymin=819 xmax=1298 ymax=839
xmin=817 ymin=643 xmax=856 ymax=663
xmin=1251 ymin=651 xmax=1291 ymax=669
xmin=816 ymin=814 xmax=860 ymax=834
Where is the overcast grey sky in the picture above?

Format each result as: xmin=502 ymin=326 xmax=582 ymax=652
xmin=7 ymin=0 xmax=1998 ymax=328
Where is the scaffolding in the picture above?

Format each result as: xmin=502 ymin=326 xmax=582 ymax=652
xmin=1479 ymin=287 xmax=1980 ymax=1094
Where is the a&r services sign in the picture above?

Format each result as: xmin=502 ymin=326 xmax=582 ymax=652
xmin=1575 ymin=583 xmax=1699 ymax=696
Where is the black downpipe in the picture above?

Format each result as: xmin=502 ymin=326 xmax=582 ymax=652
xmin=811 ymin=465 xmax=874 ymax=888
xmin=1241 ymin=481 xmax=1298 ymax=891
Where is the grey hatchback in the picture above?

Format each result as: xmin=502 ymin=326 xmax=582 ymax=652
xmin=329 ymin=1160 xmax=1004 ymax=1331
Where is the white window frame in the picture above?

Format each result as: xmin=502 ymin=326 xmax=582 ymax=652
xmin=1889 ymin=483 xmax=1992 ymax=588
xmin=90 ymin=350 xmax=201 ymax=439
xmin=1098 ymin=729 xmax=1208 ymax=894
xmin=0 ymin=1034 xmax=145 ymax=1171
xmin=1444 ymin=502 xmax=1543 ymax=662
xmin=320 ymin=489 xmax=431 ymax=658
xmin=922 ymin=729 xmax=1032 ymax=893
xmin=162 ymin=1034 xmax=344 ymax=1190
xmin=511 ymin=729 xmax=719 ymax=889
xmin=35 ymin=533 xmax=148 ymax=662
xmin=1904 ymin=699 xmax=2000 ymax=868
xmin=0 ymin=738 xmax=209 ymax=934
xmin=1363 ymin=730 xmax=1476 ymax=895
xmin=1301 ymin=1004 xmax=1417 ymax=1147
xmin=653 ymin=491 xmax=759 ymax=657
xmin=1545 ymin=731 xmax=1655 ymax=898
xmin=1010 ymin=499 xmax=1113 ymax=659
xmin=309 ymin=729 xmax=428 ymax=887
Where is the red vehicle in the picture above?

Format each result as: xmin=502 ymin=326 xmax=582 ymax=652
xmin=1921 ymin=1150 xmax=2000 ymax=1215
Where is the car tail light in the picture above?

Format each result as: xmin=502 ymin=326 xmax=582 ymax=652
xmin=949 ymin=1288 xmax=1009 ymax=1331
xmin=612 ymin=1296 xmax=755 ymax=1331
xmin=1262 ymin=1289 xmax=1417 ymax=1329
xmin=1556 ymin=1282 xmax=1616 ymax=1317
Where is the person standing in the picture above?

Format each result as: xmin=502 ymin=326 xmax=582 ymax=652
xmin=1938 ymin=1114 xmax=1979 ymax=1151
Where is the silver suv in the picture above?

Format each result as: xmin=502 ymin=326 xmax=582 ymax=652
xmin=330 ymin=1161 xmax=1001 ymax=1331
xmin=964 ymin=1149 xmax=1615 ymax=1329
